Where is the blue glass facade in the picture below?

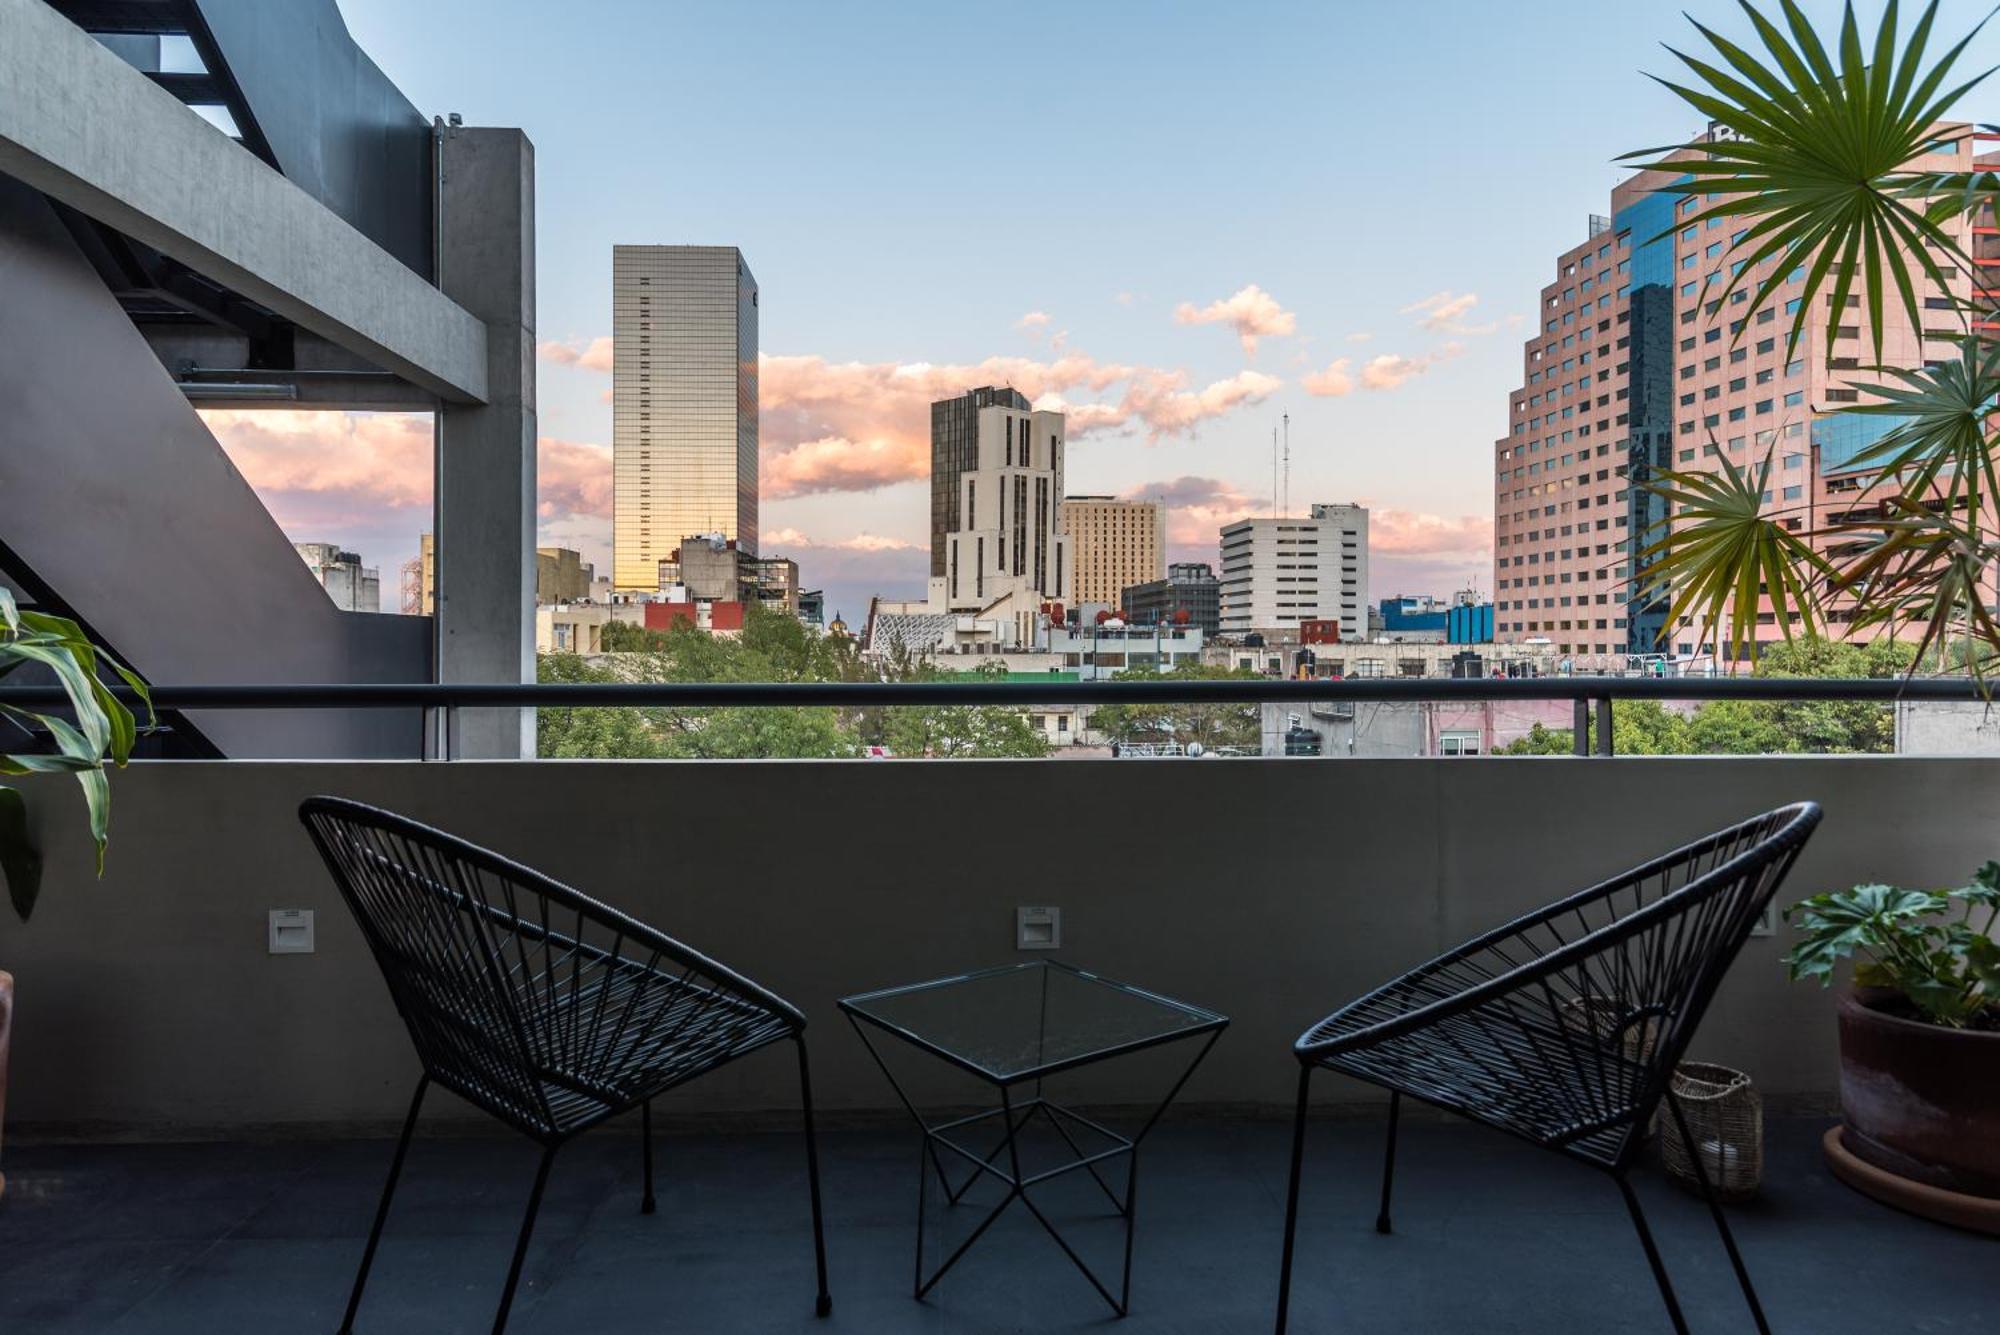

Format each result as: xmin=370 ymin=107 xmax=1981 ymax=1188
xmin=1813 ymin=411 xmax=1915 ymax=474
xmin=1614 ymin=188 xmax=1680 ymax=654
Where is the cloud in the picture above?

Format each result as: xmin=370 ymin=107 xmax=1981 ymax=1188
xmin=1344 ymin=331 xmax=1374 ymax=344
xmin=1118 ymin=369 xmax=1282 ymax=435
xmin=763 ymin=526 xmax=920 ymax=553
xmin=1366 ymin=508 xmax=1493 ymax=556
xmin=762 ymin=434 xmax=928 ymax=500
xmin=1015 ymin=311 xmax=1050 ymax=335
xmin=1172 ymin=284 xmax=1297 ymax=356
xmin=536 ymin=436 xmax=613 ymax=523
xmin=538 ymin=337 xmax=614 ymax=371
xmin=1360 ymin=342 xmax=1466 ymax=389
xmin=1304 ymin=344 xmax=1475 ymax=397
xmin=758 ymin=349 xmax=1280 ymax=497
xmin=1399 ymin=291 xmax=1498 ymax=337
xmin=1114 ymin=291 xmax=1135 ymax=306
xmin=1301 ymin=359 xmax=1355 ymax=397
xmin=1122 ymin=475 xmax=1264 ymax=547
xmin=200 ymin=408 xmax=619 ymax=579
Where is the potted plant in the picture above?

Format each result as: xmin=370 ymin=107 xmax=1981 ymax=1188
xmin=1785 ymin=874 xmax=2000 ymax=1231
xmin=0 ymin=587 xmax=149 ymax=1200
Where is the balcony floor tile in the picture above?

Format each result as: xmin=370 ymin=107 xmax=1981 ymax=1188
xmin=0 ymin=1118 xmax=1986 ymax=1333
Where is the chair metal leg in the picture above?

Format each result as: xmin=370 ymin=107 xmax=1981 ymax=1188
xmin=1665 ymin=1093 xmax=1771 ymax=1334
xmin=1375 ymin=1090 xmax=1401 ymax=1235
xmin=339 ymin=1074 xmax=428 ymax=1334
xmin=639 ymin=1099 xmax=657 ymax=1215
xmin=797 ymin=1037 xmax=834 ymax=1318
xmin=1273 ymin=1064 xmax=1312 ymax=1335
xmin=491 ymin=1144 xmax=559 ymax=1335
xmin=1616 ymin=1173 xmax=1690 ymax=1335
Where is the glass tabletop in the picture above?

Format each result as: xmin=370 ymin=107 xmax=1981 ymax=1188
xmin=839 ymin=960 xmax=1226 ymax=1084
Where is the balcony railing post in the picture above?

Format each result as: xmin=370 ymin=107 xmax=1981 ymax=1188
xmin=1595 ymin=698 xmax=1614 ymax=757
xmin=1573 ymin=698 xmax=1591 ymax=757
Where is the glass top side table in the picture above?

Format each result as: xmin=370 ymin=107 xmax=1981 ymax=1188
xmin=841 ymin=960 xmax=1227 ymax=1316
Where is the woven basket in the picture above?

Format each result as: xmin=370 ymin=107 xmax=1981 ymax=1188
xmin=1660 ymin=1061 xmax=1762 ymax=1202
xmin=1558 ymin=996 xmax=1659 ymax=1064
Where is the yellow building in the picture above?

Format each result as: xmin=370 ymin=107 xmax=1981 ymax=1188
xmin=1058 ymin=496 xmax=1165 ymax=608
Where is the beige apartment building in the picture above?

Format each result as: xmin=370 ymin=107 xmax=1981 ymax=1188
xmin=612 ymin=245 xmax=759 ymax=590
xmin=1492 ymin=126 xmax=1980 ymax=667
xmin=1059 ymin=496 xmax=1165 ymax=608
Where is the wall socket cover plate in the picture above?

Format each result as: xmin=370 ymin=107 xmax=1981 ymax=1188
xmin=1016 ymin=905 xmax=1061 ymax=950
xmin=269 ymin=909 xmax=315 ymax=954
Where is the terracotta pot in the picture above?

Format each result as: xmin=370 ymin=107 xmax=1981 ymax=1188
xmin=0 ymin=970 xmax=11 ymax=1201
xmin=1836 ymin=988 xmax=2000 ymax=1199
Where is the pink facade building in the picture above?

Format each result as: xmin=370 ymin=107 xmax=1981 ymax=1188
xmin=1493 ymin=126 xmax=1981 ymax=667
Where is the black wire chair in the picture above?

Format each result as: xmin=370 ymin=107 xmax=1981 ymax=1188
xmin=300 ymin=796 xmax=832 ymax=1334
xmin=1273 ymin=801 xmax=1821 ymax=1335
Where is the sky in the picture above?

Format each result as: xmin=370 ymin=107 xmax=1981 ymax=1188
xmin=204 ymin=0 xmax=2000 ymax=623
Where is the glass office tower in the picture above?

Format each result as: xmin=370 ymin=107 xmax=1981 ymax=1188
xmin=612 ymin=245 xmax=758 ymax=589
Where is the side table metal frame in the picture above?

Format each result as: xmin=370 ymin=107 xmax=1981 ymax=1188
xmin=843 ymin=994 xmax=1223 ymax=1317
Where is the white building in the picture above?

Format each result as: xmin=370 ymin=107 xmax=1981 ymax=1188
xmin=294 ymin=543 xmax=379 ymax=613
xmin=1217 ymin=503 xmax=1369 ymax=639
xmin=927 ymin=388 xmax=1072 ymax=645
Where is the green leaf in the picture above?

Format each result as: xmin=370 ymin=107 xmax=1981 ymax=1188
xmin=0 ymin=784 xmax=42 ymax=922
xmin=1626 ymin=0 xmax=1996 ymax=358
xmin=1637 ymin=447 xmax=1828 ymax=661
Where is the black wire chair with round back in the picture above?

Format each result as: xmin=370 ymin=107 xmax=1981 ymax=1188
xmin=1272 ymin=801 xmax=1821 ymax=1335
xmin=300 ymin=796 xmax=832 ymax=1335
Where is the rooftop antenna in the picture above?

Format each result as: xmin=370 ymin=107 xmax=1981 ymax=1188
xmin=1271 ymin=426 xmax=1278 ymax=519
xmin=1282 ymin=412 xmax=1291 ymax=520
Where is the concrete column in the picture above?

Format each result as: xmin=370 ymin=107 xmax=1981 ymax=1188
xmin=436 ymin=127 xmax=536 ymax=757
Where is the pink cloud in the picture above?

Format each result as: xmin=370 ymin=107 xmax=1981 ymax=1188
xmin=1399 ymin=291 xmax=1497 ymax=336
xmin=1015 ymin=311 xmax=1050 ymax=337
xmin=1301 ymin=358 xmax=1355 ymax=397
xmin=763 ymin=526 xmax=920 ymax=553
xmin=1122 ymin=475 xmax=1264 ymax=547
xmin=1172 ymin=284 xmax=1298 ymax=356
xmin=536 ymin=436 xmax=613 ymax=521
xmin=1367 ymin=508 xmax=1493 ymax=556
xmin=1358 ymin=342 xmax=1465 ymax=391
xmin=538 ymin=337 xmax=614 ymax=372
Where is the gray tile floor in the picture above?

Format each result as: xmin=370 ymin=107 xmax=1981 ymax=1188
xmin=0 ymin=1116 xmax=1988 ymax=1333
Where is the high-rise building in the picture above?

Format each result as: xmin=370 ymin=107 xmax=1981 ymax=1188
xmin=1060 ymin=496 xmax=1165 ymax=607
xmin=294 ymin=543 xmax=380 ymax=613
xmin=1217 ymin=504 xmax=1369 ymax=639
xmin=1122 ymin=562 xmax=1222 ymax=636
xmin=612 ymin=245 xmax=759 ymax=589
xmin=1491 ymin=128 xmax=1979 ymax=664
xmin=928 ymin=388 xmax=1071 ymax=635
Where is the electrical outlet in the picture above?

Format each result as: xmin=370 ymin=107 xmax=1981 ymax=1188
xmin=268 ymin=909 xmax=315 ymax=954
xmin=1016 ymin=906 xmax=1061 ymax=951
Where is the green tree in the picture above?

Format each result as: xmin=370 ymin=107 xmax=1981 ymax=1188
xmin=1087 ymin=663 xmax=1261 ymax=752
xmin=879 ymin=662 xmax=1050 ymax=759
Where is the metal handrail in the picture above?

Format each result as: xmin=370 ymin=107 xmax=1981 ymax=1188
xmin=0 ymin=677 xmax=1985 ymax=709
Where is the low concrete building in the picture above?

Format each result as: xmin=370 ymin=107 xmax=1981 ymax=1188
xmin=535 ymin=547 xmax=594 ymax=604
xmin=294 ymin=543 xmax=380 ymax=613
xmin=1261 ymin=697 xmax=1579 ymax=758
xmin=1122 ymin=562 xmax=1221 ymax=636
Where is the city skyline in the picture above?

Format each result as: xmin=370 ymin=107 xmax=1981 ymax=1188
xmin=191 ymin=0 xmax=2000 ymax=623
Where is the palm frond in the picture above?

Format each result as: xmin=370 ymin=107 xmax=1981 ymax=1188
xmin=1637 ymin=446 xmax=1829 ymax=665
xmin=1622 ymin=0 xmax=1996 ymax=359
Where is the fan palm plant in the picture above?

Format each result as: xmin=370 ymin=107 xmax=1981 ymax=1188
xmin=1625 ymin=0 xmax=2000 ymax=674
xmin=0 ymin=588 xmax=150 ymax=921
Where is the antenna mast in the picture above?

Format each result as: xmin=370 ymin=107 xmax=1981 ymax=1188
xmin=1271 ymin=426 xmax=1278 ymax=519
xmin=1282 ymin=412 xmax=1291 ymax=520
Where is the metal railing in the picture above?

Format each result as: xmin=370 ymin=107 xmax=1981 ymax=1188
xmin=0 ymin=676 xmax=1987 ymax=759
